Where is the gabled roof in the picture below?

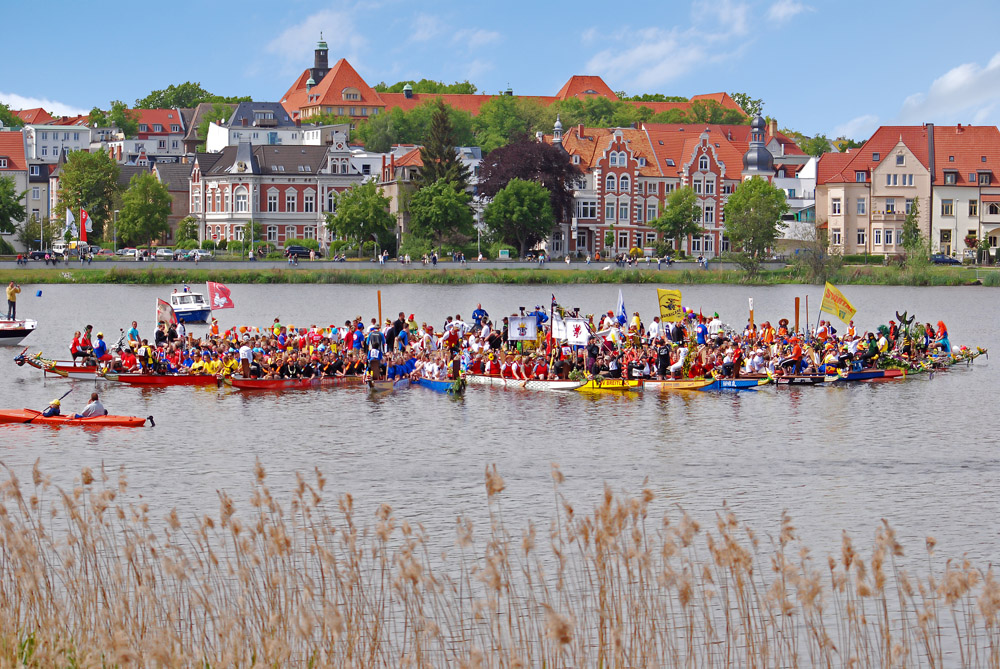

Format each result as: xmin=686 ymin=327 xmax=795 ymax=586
xmin=555 ymin=75 xmax=619 ymax=101
xmin=281 ymin=58 xmax=383 ymax=118
xmin=183 ymin=103 xmax=238 ymax=142
xmin=0 ymin=132 xmax=27 ymax=171
xmin=689 ymin=93 xmax=744 ymax=113
xmin=134 ymin=109 xmax=184 ymax=133
xmin=556 ymin=126 xmax=659 ymax=177
xmin=118 ymin=165 xmax=151 ymax=188
xmin=50 ymin=115 xmax=90 ymax=126
xmin=226 ymin=102 xmax=296 ymax=128
xmin=14 ymin=108 xmax=53 ymax=124
xmin=153 ymin=162 xmax=193 ymax=191
xmin=394 ymin=147 xmax=423 ymax=168
xmin=932 ymin=125 xmax=1000 ymax=185
xmin=203 ymin=144 xmax=330 ymax=176
xmin=194 ymin=152 xmax=224 ymax=173
xmin=816 ymin=126 xmax=931 ymax=184
xmin=816 ymin=151 xmax=855 ymax=185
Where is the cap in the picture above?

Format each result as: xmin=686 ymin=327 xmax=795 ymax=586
xmin=97 ymin=332 xmax=103 ymax=337
xmin=408 ymin=314 xmax=415 ymax=320
xmin=50 ymin=399 xmax=60 ymax=406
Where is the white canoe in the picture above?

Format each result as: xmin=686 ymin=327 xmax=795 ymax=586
xmin=465 ymin=373 xmax=585 ymax=391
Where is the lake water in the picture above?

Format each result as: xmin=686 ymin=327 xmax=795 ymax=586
xmin=1 ymin=282 xmax=996 ymax=573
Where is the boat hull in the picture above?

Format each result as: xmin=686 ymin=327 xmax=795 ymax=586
xmin=175 ymin=308 xmax=212 ymax=324
xmin=699 ymin=377 xmax=770 ymax=391
xmin=0 ymin=319 xmax=37 ymax=346
xmin=577 ymin=378 xmax=642 ymax=392
xmin=231 ymin=376 xmax=364 ymax=390
xmin=642 ymin=378 xmax=715 ymax=391
xmin=465 ymin=374 xmax=585 ymax=391
xmin=102 ymin=372 xmax=221 ymax=386
xmin=369 ymin=378 xmax=410 ymax=394
xmin=833 ymin=368 xmax=906 ymax=383
xmin=413 ymin=377 xmax=466 ymax=395
xmin=0 ymin=409 xmax=149 ymax=427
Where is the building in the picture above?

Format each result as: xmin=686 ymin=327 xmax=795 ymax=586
xmin=152 ymin=162 xmax=194 ymax=242
xmin=280 ymin=38 xmax=745 ymax=124
xmin=0 ymin=132 xmax=29 ymax=249
xmin=541 ymin=113 xmax=802 ymax=258
xmin=205 ymin=102 xmax=347 ymax=153
xmin=24 ymin=124 xmax=91 ymax=162
xmin=815 ymin=124 xmax=1000 ymax=257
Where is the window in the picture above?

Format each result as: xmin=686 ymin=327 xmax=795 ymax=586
xmin=721 ymin=235 xmax=730 ymax=252
xmin=617 ymin=231 xmax=628 ymax=248
xmin=970 ymin=200 xmax=979 ymax=216
xmin=139 ymin=124 xmax=148 ymax=132
xmin=605 ymin=202 xmax=614 ymax=220
xmin=693 ymin=181 xmax=702 ymax=194
xmin=619 ymin=174 xmax=630 ymax=192
xmin=857 ymin=197 xmax=866 ymax=215
xmin=777 ymin=169 xmax=785 ymax=178
xmin=40 ymin=132 xmax=47 ymax=140
xmin=704 ymin=205 xmax=714 ymax=224
xmin=886 ymin=173 xmax=897 ymax=186
xmin=944 ymin=172 xmax=957 ymax=185
xmin=941 ymin=199 xmax=954 ymax=216
xmin=646 ymin=232 xmax=657 ymax=245
xmin=698 ymin=155 xmax=709 ymax=171
xmin=855 ymin=171 xmax=866 ymax=183
xmin=234 ymin=188 xmax=248 ymax=213
xmin=832 ymin=229 xmax=842 ymax=245
xmin=304 ymin=191 xmax=315 ymax=213
xmin=29 ymin=165 xmax=39 ymax=176
xmin=991 ymin=203 xmax=1000 ymax=216
xmin=949 ymin=156 xmax=955 ymax=162
xmin=831 ymin=198 xmax=841 ymax=215
xmin=647 ymin=204 xmax=657 ymax=221
xmin=31 ymin=187 xmax=39 ymax=200
xmin=579 ymin=201 xmax=597 ymax=218
xmin=302 ymin=226 xmax=316 ymax=240
xmin=874 ymin=229 xmax=882 ymax=245
xmin=872 ymin=152 xmax=880 ymax=161
xmin=171 ymin=124 xmax=180 ymax=132
xmin=40 ymin=146 xmax=47 ymax=157
xmin=722 ymin=184 xmax=733 ymax=194
xmin=885 ymin=198 xmax=895 ymax=214
xmin=171 ymin=140 xmax=179 ymax=149
xmin=605 ymin=174 xmax=616 ymax=191
xmin=885 ymin=229 xmax=893 ymax=245
xmin=285 ymin=191 xmax=297 ymax=212
xmin=991 ymin=235 xmax=999 ymax=247
xmin=905 ymin=198 xmax=914 ymax=214
xmin=941 ymin=230 xmax=952 ymax=243
xmin=62 ymin=133 xmax=69 ymax=141
xmin=158 ymin=140 xmax=166 ymax=149
xmin=788 ymin=188 xmax=796 ymax=198
xmin=904 ymin=174 xmax=913 ymax=186
xmin=609 ymin=153 xmax=618 ymax=167
xmin=970 ymin=173 xmax=976 ymax=182
xmin=73 ymin=132 xmax=79 ymax=141
xmin=896 ymin=154 xmax=905 ymax=166
xmin=980 ymin=173 xmax=992 ymax=185
xmin=191 ymin=191 xmax=200 ymax=212
xmin=267 ymin=192 xmax=278 ymax=212
xmin=704 ymin=234 xmax=714 ymax=253
xmin=266 ymin=225 xmax=278 ymax=242
xmin=362 ymin=164 xmax=371 ymax=175
xmin=619 ymin=201 xmax=629 ymax=220
xmin=705 ymin=180 xmax=715 ymax=194
xmin=223 ymin=190 xmax=230 ymax=212
xmin=692 ymin=236 xmax=701 ymax=252
xmin=285 ymin=226 xmax=296 ymax=240
xmin=857 ymin=229 xmax=866 ymax=246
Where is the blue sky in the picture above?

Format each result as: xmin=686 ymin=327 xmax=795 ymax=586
xmin=3 ymin=0 xmax=1000 ymax=140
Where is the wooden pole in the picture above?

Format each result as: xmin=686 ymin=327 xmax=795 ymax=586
xmin=377 ymin=290 xmax=382 ymax=325
xmin=749 ymin=297 xmax=754 ymax=330
xmin=794 ymin=297 xmax=800 ymax=334
xmin=804 ymin=295 xmax=809 ymax=336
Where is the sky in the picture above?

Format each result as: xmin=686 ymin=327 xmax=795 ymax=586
xmin=3 ymin=0 xmax=1000 ymax=141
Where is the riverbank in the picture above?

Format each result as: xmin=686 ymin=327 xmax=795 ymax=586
xmin=0 ymin=264 xmax=997 ymax=286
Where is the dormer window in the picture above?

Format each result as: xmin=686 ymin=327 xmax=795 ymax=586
xmin=30 ymin=165 xmax=39 ymax=176
xmin=872 ymin=152 xmax=880 ymax=161
xmin=153 ymin=124 xmax=163 ymax=132
xmin=342 ymin=87 xmax=361 ymax=101
xmin=855 ymin=171 xmax=866 ymax=182
xmin=171 ymin=124 xmax=180 ymax=132
xmin=0 ymin=158 xmax=7 ymax=168
xmin=949 ymin=155 xmax=955 ymax=162
xmin=944 ymin=171 xmax=957 ymax=185
xmin=980 ymin=173 xmax=992 ymax=185
xmin=139 ymin=124 xmax=148 ymax=132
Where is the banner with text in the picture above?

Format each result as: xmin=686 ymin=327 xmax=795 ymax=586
xmin=820 ymin=282 xmax=856 ymax=324
xmin=657 ymin=288 xmax=684 ymax=322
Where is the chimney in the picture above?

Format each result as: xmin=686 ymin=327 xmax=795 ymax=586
xmin=241 ymin=118 xmax=248 ymax=127
xmin=535 ymin=131 xmax=544 ymax=141
xmin=926 ymin=123 xmax=935 ymax=184
xmin=578 ymin=123 xmax=584 ymax=136
xmin=957 ymin=123 xmax=964 ymax=133
xmin=768 ymin=119 xmax=777 ymax=137
xmin=295 ymin=119 xmax=301 ymax=127
xmin=403 ymin=84 xmax=413 ymax=99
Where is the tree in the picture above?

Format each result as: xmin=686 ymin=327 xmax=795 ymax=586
xmin=651 ymin=186 xmax=702 ymax=251
xmin=620 ymin=93 xmax=689 ymax=102
xmin=88 ymin=106 xmax=109 ymax=128
xmin=0 ymin=176 xmax=26 ymax=236
xmin=478 ymin=139 xmax=580 ymax=223
xmin=483 ymin=178 xmax=554 ymax=257
xmin=196 ymin=103 xmax=236 ymax=151
xmin=0 ymin=102 xmax=21 ymax=129
xmin=374 ymin=79 xmax=478 ymax=94
xmin=16 ymin=216 xmax=60 ymax=251
xmin=325 ymin=181 xmax=394 ymax=257
xmin=473 ymin=95 xmax=549 ymax=153
xmin=108 ymin=100 xmax=140 ymax=138
xmin=418 ymin=99 xmax=470 ymax=190
xmin=723 ymin=177 xmax=788 ymax=279
xmin=353 ymin=102 xmax=474 ymax=152
xmin=175 ymin=215 xmax=199 ymax=243
xmin=408 ymin=178 xmax=475 ymax=248
xmin=901 ymin=196 xmax=927 ymax=263
xmin=686 ymin=100 xmax=748 ymax=125
xmin=793 ymin=224 xmax=842 ymax=283
xmin=117 ymin=172 xmax=171 ymax=248
xmin=800 ymin=134 xmax=832 ymax=157
xmin=837 ymin=137 xmax=864 ymax=152
xmin=54 ymin=150 xmax=120 ymax=241
xmin=729 ymin=92 xmax=764 ymax=118
xmin=135 ymin=81 xmax=250 ymax=108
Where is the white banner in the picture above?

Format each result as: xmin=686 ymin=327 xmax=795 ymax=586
xmin=552 ymin=317 xmax=590 ymax=345
xmin=508 ymin=316 xmax=538 ymax=341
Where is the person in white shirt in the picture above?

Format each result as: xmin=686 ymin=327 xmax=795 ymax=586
xmin=74 ymin=392 xmax=107 ymax=419
xmin=707 ymin=314 xmax=723 ymax=336
xmin=238 ymin=342 xmax=252 ymax=376
xmin=647 ymin=317 xmax=661 ymax=342
xmin=669 ymin=344 xmax=688 ymax=376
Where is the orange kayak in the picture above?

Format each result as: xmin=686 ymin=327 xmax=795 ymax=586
xmin=0 ymin=409 xmax=152 ymax=428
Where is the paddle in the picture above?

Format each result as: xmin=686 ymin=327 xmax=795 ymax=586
xmin=26 ymin=388 xmax=73 ymax=424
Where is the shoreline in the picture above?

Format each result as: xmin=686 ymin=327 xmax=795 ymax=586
xmin=0 ymin=264 xmax=996 ymax=286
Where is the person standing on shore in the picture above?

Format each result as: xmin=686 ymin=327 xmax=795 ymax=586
xmin=6 ymin=281 xmax=20 ymax=320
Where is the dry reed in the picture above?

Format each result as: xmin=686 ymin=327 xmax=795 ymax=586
xmin=0 ymin=459 xmax=995 ymax=667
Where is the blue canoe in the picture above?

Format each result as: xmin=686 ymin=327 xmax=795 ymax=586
xmin=413 ymin=377 xmax=466 ymax=395
xmin=699 ymin=377 xmax=771 ymax=391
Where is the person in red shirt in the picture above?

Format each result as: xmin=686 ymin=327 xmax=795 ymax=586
xmin=70 ymin=331 xmax=85 ymax=365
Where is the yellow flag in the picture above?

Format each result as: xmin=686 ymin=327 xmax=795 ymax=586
xmin=820 ymin=282 xmax=857 ymax=324
xmin=657 ymin=289 xmax=683 ymax=321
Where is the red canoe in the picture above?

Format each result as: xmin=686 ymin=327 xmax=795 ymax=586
xmin=100 ymin=372 xmax=222 ymax=386
xmin=0 ymin=409 xmax=151 ymax=428
xmin=230 ymin=376 xmax=365 ymax=390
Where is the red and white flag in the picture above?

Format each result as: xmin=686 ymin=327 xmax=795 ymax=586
xmin=79 ymin=208 xmax=90 ymax=244
xmin=207 ymin=282 xmax=235 ymax=310
xmin=156 ymin=298 xmax=177 ymax=325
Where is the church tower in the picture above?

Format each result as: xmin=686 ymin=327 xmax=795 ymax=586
xmin=741 ymin=113 xmax=775 ymax=180
xmin=311 ymin=34 xmax=330 ymax=84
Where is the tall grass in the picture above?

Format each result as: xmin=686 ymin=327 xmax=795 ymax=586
xmin=0 ymin=462 xmax=996 ymax=666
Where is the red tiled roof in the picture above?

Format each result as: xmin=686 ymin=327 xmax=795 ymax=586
xmin=816 ymin=126 xmax=931 ymax=184
xmin=281 ymin=58 xmax=384 ymax=119
xmin=378 ymin=93 xmax=495 ymax=115
xmin=555 ymin=75 xmax=619 ymax=101
xmin=816 ymin=151 xmax=855 ymax=185
xmin=394 ymin=147 xmax=423 ymax=167
xmin=0 ymin=133 xmax=27 ymax=171
xmin=932 ymin=125 xmax=1000 ymax=185
xmin=50 ymin=115 xmax=90 ymax=126
xmin=133 ymin=109 xmax=184 ymax=133
xmin=689 ymin=92 xmax=744 ymax=113
xmin=14 ymin=108 xmax=53 ymax=124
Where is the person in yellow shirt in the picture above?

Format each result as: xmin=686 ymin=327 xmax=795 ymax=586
xmin=221 ymin=350 xmax=239 ymax=376
xmin=202 ymin=352 xmax=222 ymax=376
xmin=6 ymin=281 xmax=21 ymax=320
xmin=187 ymin=352 xmax=207 ymax=374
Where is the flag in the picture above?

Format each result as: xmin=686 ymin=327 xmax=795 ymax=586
xmin=565 ymin=318 xmax=590 ymax=346
xmin=508 ymin=316 xmax=537 ymax=341
xmin=80 ymin=208 xmax=93 ymax=233
xmin=64 ymin=208 xmax=77 ymax=237
xmin=657 ymin=289 xmax=683 ymax=321
xmin=615 ymin=289 xmax=626 ymax=325
xmin=156 ymin=298 xmax=177 ymax=325
xmin=207 ymin=282 xmax=235 ymax=310
xmin=820 ymin=282 xmax=857 ymax=324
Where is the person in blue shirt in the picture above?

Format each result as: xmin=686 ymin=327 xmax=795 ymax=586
xmin=126 ymin=321 xmax=140 ymax=347
xmin=396 ymin=328 xmax=409 ymax=351
xmin=93 ymin=332 xmax=111 ymax=361
xmin=472 ymin=303 xmax=489 ymax=329
xmin=531 ymin=305 xmax=549 ymax=329
xmin=695 ymin=320 xmax=708 ymax=346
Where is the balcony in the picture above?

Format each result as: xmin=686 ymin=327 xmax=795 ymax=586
xmin=872 ymin=212 xmax=905 ymax=222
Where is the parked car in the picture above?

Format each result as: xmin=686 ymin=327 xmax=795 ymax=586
xmin=88 ymin=245 xmax=102 ymax=255
xmin=183 ymin=249 xmax=214 ymax=261
xmin=930 ymin=254 xmax=961 ymax=265
xmin=97 ymin=249 xmax=115 ymax=256
xmin=284 ymin=245 xmax=320 ymax=259
xmin=117 ymin=247 xmax=136 ymax=256
xmin=154 ymin=248 xmax=175 ymax=259
xmin=28 ymin=250 xmax=53 ymax=260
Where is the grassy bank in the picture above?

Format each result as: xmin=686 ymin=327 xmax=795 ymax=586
xmin=0 ymin=462 xmax=994 ymax=666
xmin=0 ymin=264 xmax=997 ymax=286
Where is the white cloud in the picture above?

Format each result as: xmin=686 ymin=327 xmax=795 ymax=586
xmin=767 ymin=0 xmax=811 ymax=24
xmin=464 ymin=59 xmax=495 ymax=81
xmin=898 ymin=52 xmax=1000 ymax=124
xmin=0 ymin=92 xmax=88 ymax=117
xmin=265 ymin=10 xmax=367 ymax=74
xmin=453 ymin=28 xmax=501 ymax=48
xmin=834 ymin=114 xmax=879 ymax=140
xmin=411 ymin=14 xmax=445 ymax=43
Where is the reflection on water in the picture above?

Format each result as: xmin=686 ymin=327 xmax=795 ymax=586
xmin=0 ymin=283 xmax=995 ymax=576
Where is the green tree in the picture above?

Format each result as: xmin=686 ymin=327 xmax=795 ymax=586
xmin=117 ymin=172 xmax=171 ymax=248
xmin=474 ymin=95 xmax=548 ymax=153
xmin=483 ymin=178 xmax=554 ymax=258
xmin=0 ymin=176 xmax=26 ymax=235
xmin=686 ymin=100 xmax=748 ymax=124
xmin=16 ymin=216 xmax=60 ymax=251
xmin=723 ymin=177 xmax=788 ymax=280
xmin=325 ymin=181 xmax=394 ymax=257
xmin=54 ymin=150 xmax=120 ymax=241
xmin=135 ymin=81 xmax=250 ymax=108
xmin=0 ymin=102 xmax=22 ymax=129
xmin=88 ymin=106 xmax=109 ymax=128
xmin=800 ymin=134 xmax=832 ymax=157
xmin=837 ymin=137 xmax=864 ymax=152
xmin=108 ymin=100 xmax=140 ymax=138
xmin=901 ymin=196 xmax=927 ymax=263
xmin=729 ymin=92 xmax=764 ymax=117
xmin=651 ymin=186 xmax=702 ymax=251
xmin=408 ymin=178 xmax=475 ymax=248
xmin=175 ymin=215 xmax=199 ymax=243
xmin=353 ymin=102 xmax=474 ymax=152
xmin=196 ymin=103 xmax=235 ymax=151
xmin=620 ymin=93 xmax=689 ymax=102
xmin=418 ymin=99 xmax=470 ymax=190
xmin=374 ymin=79 xmax=478 ymax=94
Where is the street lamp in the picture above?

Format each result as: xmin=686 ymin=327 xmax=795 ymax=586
xmin=113 ymin=210 xmax=119 ymax=254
